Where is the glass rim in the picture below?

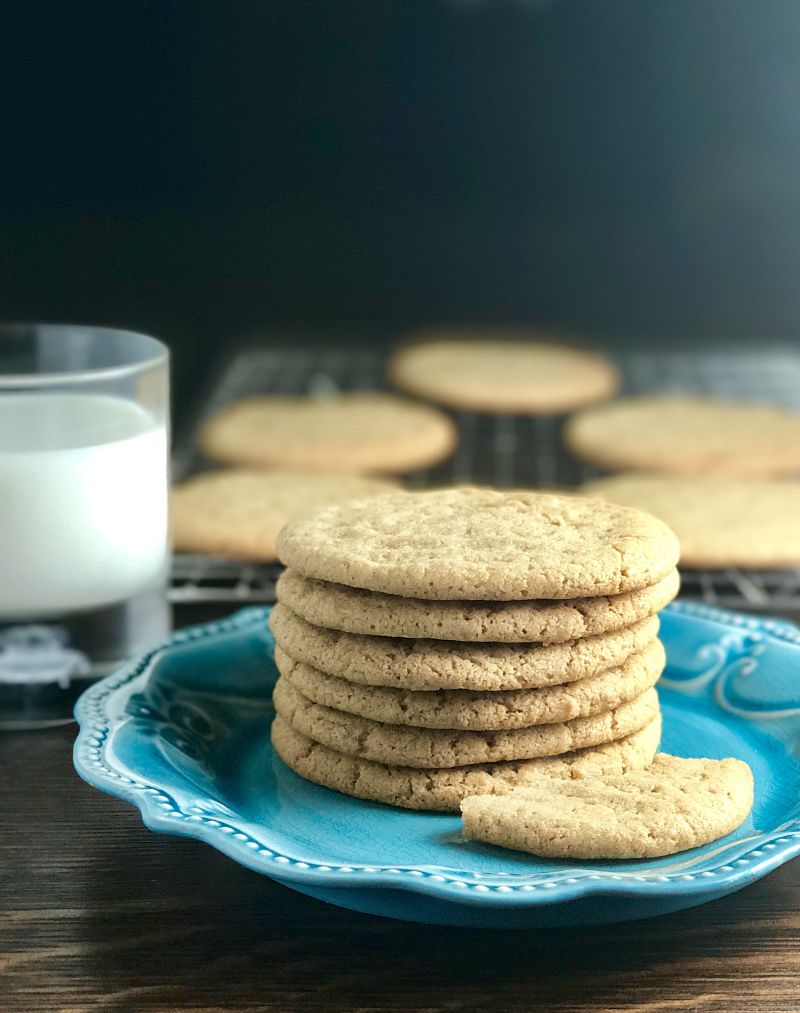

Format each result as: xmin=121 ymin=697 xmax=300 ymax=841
xmin=0 ymin=323 xmax=169 ymax=389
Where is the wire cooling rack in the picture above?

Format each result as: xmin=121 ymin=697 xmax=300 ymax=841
xmin=170 ymin=343 xmax=800 ymax=617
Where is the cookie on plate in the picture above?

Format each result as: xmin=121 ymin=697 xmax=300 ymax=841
xmin=274 ymin=637 xmax=664 ymax=730
xmin=565 ymin=395 xmax=800 ymax=477
xmin=584 ymin=474 xmax=800 ymax=569
xmin=460 ymin=754 xmax=754 ymax=858
xmin=276 ymin=488 xmax=680 ymax=601
xmin=389 ymin=333 xmax=618 ymax=414
xmin=274 ymin=568 xmax=679 ymax=644
xmin=171 ymin=469 xmax=397 ymax=561
xmin=269 ymin=603 xmax=661 ymax=689
xmin=273 ymin=677 xmax=660 ymax=768
xmin=200 ymin=393 xmax=457 ymax=474
xmin=271 ymin=713 xmax=662 ymax=811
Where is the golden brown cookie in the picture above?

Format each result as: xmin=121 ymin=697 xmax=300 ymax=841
xmin=274 ymin=638 xmax=664 ymax=730
xmin=565 ymin=395 xmax=800 ymax=477
xmin=276 ymin=488 xmax=680 ymax=600
xmin=275 ymin=568 xmax=679 ymax=644
xmin=270 ymin=714 xmax=662 ymax=811
xmin=200 ymin=393 xmax=457 ymax=474
xmin=389 ymin=333 xmax=618 ymax=413
xmin=273 ymin=676 xmax=660 ymax=769
xmin=584 ymin=474 xmax=800 ymax=568
xmin=269 ymin=602 xmax=661 ymax=688
xmin=171 ymin=469 xmax=397 ymax=561
xmin=460 ymin=754 xmax=754 ymax=858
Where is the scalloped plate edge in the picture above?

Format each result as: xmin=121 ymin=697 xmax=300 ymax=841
xmin=73 ymin=604 xmax=800 ymax=909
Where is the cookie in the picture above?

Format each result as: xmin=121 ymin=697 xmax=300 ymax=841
xmin=389 ymin=334 xmax=619 ymax=414
xmin=275 ymin=568 xmax=679 ymax=644
xmin=460 ymin=754 xmax=754 ymax=859
xmin=275 ymin=637 xmax=664 ymax=730
xmin=584 ymin=474 xmax=800 ymax=569
xmin=565 ymin=395 xmax=800 ymax=477
xmin=276 ymin=488 xmax=680 ymax=600
xmin=273 ymin=591 xmax=660 ymax=688
xmin=273 ymin=677 xmax=660 ymax=768
xmin=269 ymin=603 xmax=660 ymax=690
xmin=270 ymin=714 xmax=662 ymax=811
xmin=171 ymin=469 xmax=398 ymax=561
xmin=200 ymin=393 xmax=457 ymax=474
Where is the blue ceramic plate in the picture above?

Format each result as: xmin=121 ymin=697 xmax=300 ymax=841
xmin=74 ymin=603 xmax=800 ymax=929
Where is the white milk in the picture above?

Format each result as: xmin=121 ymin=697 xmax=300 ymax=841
xmin=0 ymin=394 xmax=168 ymax=617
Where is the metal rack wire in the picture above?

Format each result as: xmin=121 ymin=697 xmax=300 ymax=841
xmin=170 ymin=343 xmax=800 ymax=616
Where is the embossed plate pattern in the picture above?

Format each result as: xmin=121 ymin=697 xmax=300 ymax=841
xmin=74 ymin=603 xmax=800 ymax=928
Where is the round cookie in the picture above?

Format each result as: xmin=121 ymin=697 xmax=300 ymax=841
xmin=585 ymin=474 xmax=800 ymax=569
xmin=460 ymin=754 xmax=754 ymax=859
xmin=171 ymin=469 xmax=397 ymax=561
xmin=389 ymin=334 xmax=619 ymax=414
xmin=273 ymin=677 xmax=660 ymax=768
xmin=565 ymin=395 xmax=800 ymax=477
xmin=200 ymin=393 xmax=457 ymax=474
xmin=270 ymin=714 xmax=662 ymax=812
xmin=275 ymin=568 xmax=679 ymax=644
xmin=276 ymin=488 xmax=680 ymax=600
xmin=275 ymin=638 xmax=665 ymax=730
xmin=269 ymin=604 xmax=660 ymax=691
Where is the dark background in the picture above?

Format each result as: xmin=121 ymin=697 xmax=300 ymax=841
xmin=3 ymin=0 xmax=800 ymax=412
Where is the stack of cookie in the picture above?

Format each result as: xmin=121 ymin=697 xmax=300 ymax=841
xmin=269 ymin=488 xmax=680 ymax=812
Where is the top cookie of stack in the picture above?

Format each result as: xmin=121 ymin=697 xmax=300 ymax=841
xmin=270 ymin=488 xmax=680 ymax=811
xmin=276 ymin=486 xmax=678 ymax=602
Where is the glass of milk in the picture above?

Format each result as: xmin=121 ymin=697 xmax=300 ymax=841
xmin=0 ymin=324 xmax=170 ymax=728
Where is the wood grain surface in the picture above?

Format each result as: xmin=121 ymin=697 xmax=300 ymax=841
xmin=2 ymin=608 xmax=799 ymax=1013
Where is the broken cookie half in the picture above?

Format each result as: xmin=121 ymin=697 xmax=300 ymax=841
xmin=460 ymin=754 xmax=754 ymax=860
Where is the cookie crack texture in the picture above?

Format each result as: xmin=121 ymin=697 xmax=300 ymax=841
xmin=460 ymin=754 xmax=754 ymax=859
xmin=276 ymin=489 xmax=679 ymax=602
xmin=275 ymin=566 xmax=679 ymax=647
xmin=273 ymin=640 xmax=665 ymax=731
xmin=273 ymin=676 xmax=659 ymax=769
xmin=269 ymin=601 xmax=665 ymax=691
xmin=270 ymin=715 xmax=662 ymax=812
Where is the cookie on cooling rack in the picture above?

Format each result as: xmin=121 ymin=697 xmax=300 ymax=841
xmin=199 ymin=393 xmax=457 ymax=474
xmin=584 ymin=474 xmax=800 ymax=568
xmin=170 ymin=469 xmax=397 ymax=561
xmin=565 ymin=395 xmax=800 ymax=477
xmin=389 ymin=332 xmax=618 ymax=414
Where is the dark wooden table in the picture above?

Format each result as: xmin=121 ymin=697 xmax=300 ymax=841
xmin=2 ymin=606 xmax=799 ymax=1013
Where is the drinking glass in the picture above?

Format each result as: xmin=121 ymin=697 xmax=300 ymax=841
xmin=0 ymin=324 xmax=171 ymax=728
